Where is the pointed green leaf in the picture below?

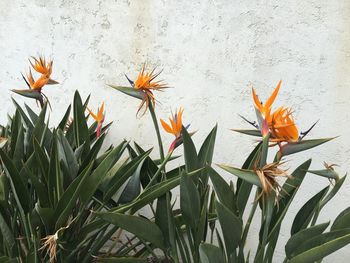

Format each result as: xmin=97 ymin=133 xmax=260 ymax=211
xmin=12 ymin=98 xmax=34 ymax=130
xmin=182 ymin=126 xmax=199 ymax=172
xmin=0 ymin=149 xmax=30 ymax=213
xmin=0 ymin=211 xmax=16 ymax=257
xmin=291 ymin=186 xmax=329 ymax=235
xmin=96 ymin=258 xmax=147 ymax=262
xmin=331 ymin=207 xmax=350 ymax=230
xmin=287 ymin=229 xmax=350 ymax=263
xmin=57 ymin=129 xmax=79 ymax=180
xmin=54 ymin=162 xmax=93 ymax=229
xmin=319 ymin=175 xmax=346 ymax=210
xmin=48 ymin=132 xmax=63 ymax=206
xmin=215 ymin=200 xmax=242 ymax=255
xmin=286 ymin=222 xmax=330 ymax=259
xmin=236 ymin=141 xmax=262 ymax=216
xmin=199 ymin=243 xmax=224 ymax=263
xmin=279 ymin=138 xmax=334 ymax=157
xmin=73 ymin=91 xmax=89 ymax=148
xmin=208 ymin=166 xmax=236 ymax=214
xmin=218 ymin=165 xmax=261 ymax=188
xmin=198 ymin=124 xmax=217 ymax=166
xmin=268 ymin=160 xmax=312 ymax=241
xmin=96 ymin=212 xmax=165 ymax=249
xmin=58 ymin=104 xmax=71 ymax=131
xmin=180 ymin=172 xmax=200 ymax=228
xmin=80 ymin=143 xmax=127 ymax=204
xmin=232 ymin=129 xmax=261 ymax=137
xmin=12 ymin=89 xmax=42 ymax=100
xmin=108 ymin=85 xmax=143 ymax=100
xmin=308 ymin=168 xmax=340 ymax=181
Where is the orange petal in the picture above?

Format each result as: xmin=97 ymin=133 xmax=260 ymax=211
xmin=87 ymin=108 xmax=98 ymax=121
xmin=160 ymin=119 xmax=173 ymax=134
xmin=176 ymin=108 xmax=184 ymax=134
xmin=97 ymin=102 xmax=105 ymax=121
xmin=252 ymin=88 xmax=263 ymax=112
xmin=265 ymin=80 xmax=281 ymax=109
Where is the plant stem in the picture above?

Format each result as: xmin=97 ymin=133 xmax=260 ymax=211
xmin=148 ymin=103 xmax=165 ymax=162
xmin=239 ymin=190 xmax=259 ymax=259
xmin=144 ymin=151 xmax=173 ymax=191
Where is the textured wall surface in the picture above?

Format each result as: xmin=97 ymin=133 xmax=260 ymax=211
xmin=1 ymin=0 xmax=350 ymax=261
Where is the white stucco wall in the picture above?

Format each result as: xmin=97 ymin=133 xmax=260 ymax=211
xmin=0 ymin=1 xmax=349 ymax=262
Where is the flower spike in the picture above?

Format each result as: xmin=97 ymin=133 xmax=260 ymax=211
xmin=133 ymin=64 xmax=169 ymax=116
xmin=12 ymin=55 xmax=58 ymax=108
xmin=87 ymin=102 xmax=105 ymax=138
xmin=160 ymin=107 xmax=191 ymax=152
xmin=250 ymin=81 xmax=299 ymax=143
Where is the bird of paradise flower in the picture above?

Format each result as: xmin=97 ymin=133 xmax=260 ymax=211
xmin=12 ymin=56 xmax=59 ymax=107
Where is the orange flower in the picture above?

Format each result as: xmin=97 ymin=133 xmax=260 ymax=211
xmin=12 ymin=56 xmax=59 ymax=108
xmin=133 ymin=64 xmax=168 ymax=116
xmin=270 ymin=106 xmax=298 ymax=142
xmin=161 ymin=107 xmax=184 ymax=139
xmin=161 ymin=108 xmax=189 ymax=152
xmin=87 ymin=102 xmax=105 ymax=138
xmin=252 ymin=81 xmax=299 ymax=143
xmin=252 ymin=80 xmax=281 ymax=124
xmin=25 ymin=56 xmax=58 ymax=91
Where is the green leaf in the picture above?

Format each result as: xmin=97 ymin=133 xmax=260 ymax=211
xmin=208 ymin=166 xmax=236 ymax=214
xmin=291 ymin=186 xmax=329 ymax=235
xmin=103 ymin=146 xmax=148 ymax=202
xmin=218 ymin=165 xmax=261 ymax=188
xmin=285 ymin=222 xmax=330 ymax=259
xmin=236 ymin=141 xmax=262 ymax=203
xmin=198 ymin=124 xmax=217 ymax=166
xmin=58 ymin=105 xmax=71 ymax=131
xmin=9 ymin=110 xmax=21 ymax=158
xmin=96 ymin=212 xmax=165 ymax=249
xmin=12 ymin=98 xmax=34 ymax=130
xmin=11 ymin=89 xmax=42 ymax=100
xmin=31 ymin=103 xmax=48 ymax=146
xmin=13 ymin=122 xmax=24 ymax=168
xmin=268 ymin=160 xmax=312 ymax=241
xmin=319 ymin=175 xmax=346 ymax=210
xmin=33 ymin=139 xmax=49 ymax=184
xmin=54 ymin=162 xmax=93 ymax=229
xmin=308 ymin=168 xmax=340 ymax=181
xmin=80 ymin=143 xmax=127 ymax=205
xmin=73 ymin=91 xmax=89 ymax=148
xmin=195 ymin=187 xmax=210 ymax=251
xmin=199 ymin=243 xmax=224 ymax=263
xmin=23 ymin=163 xmax=50 ymax=208
xmin=57 ymin=129 xmax=79 ymax=180
xmin=48 ymin=132 xmax=63 ymax=206
xmin=180 ymin=172 xmax=200 ymax=228
xmin=96 ymin=258 xmax=147 ymax=262
xmin=0 ymin=149 xmax=30 ymax=213
xmin=287 ymin=229 xmax=350 ymax=263
xmin=0 ymin=210 xmax=16 ymax=257
xmin=80 ymin=133 xmax=107 ymax=172
xmin=232 ymin=129 xmax=261 ymax=137
xmin=182 ymin=126 xmax=199 ymax=172
xmin=24 ymin=103 xmax=39 ymax=124
xmin=215 ymin=200 xmax=242 ymax=255
xmin=118 ymin=156 xmax=148 ymax=204
xmin=108 ymin=85 xmax=143 ymax=100
xmin=279 ymin=138 xmax=334 ymax=157
xmin=0 ymin=173 xmax=9 ymax=203
xmin=119 ymin=169 xmax=203 ymax=215
xmin=331 ymin=207 xmax=350 ymax=230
